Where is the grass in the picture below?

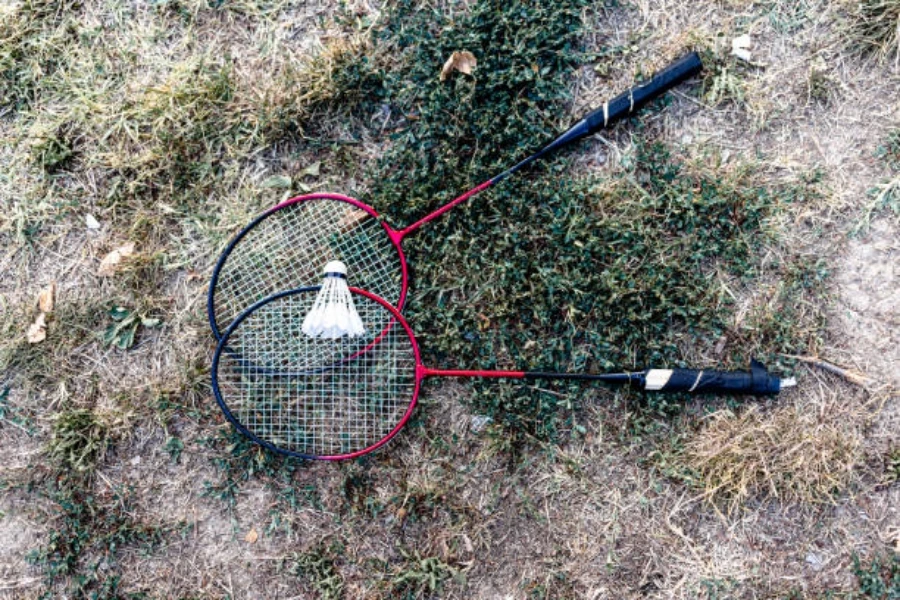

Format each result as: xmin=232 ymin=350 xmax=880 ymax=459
xmin=26 ymin=477 xmax=170 ymax=599
xmin=675 ymin=400 xmax=864 ymax=511
xmin=0 ymin=0 xmax=893 ymax=596
xmin=287 ymin=542 xmax=346 ymax=600
xmin=843 ymin=0 xmax=900 ymax=63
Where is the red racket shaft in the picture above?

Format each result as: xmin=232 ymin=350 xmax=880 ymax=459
xmin=398 ymin=52 xmax=703 ymax=238
xmin=421 ymin=358 xmax=789 ymax=395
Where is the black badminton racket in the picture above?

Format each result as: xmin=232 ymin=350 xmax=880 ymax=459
xmin=211 ymin=286 xmax=793 ymax=461
xmin=208 ymin=53 xmax=703 ymax=340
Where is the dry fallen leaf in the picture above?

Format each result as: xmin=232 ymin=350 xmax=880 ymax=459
xmin=27 ymin=313 xmax=47 ymax=344
xmin=98 ymin=242 xmax=136 ymax=277
xmin=38 ymin=282 xmax=56 ymax=313
xmin=244 ymin=528 xmax=258 ymax=544
xmin=338 ymin=207 xmax=371 ymax=231
xmin=440 ymin=51 xmax=477 ymax=82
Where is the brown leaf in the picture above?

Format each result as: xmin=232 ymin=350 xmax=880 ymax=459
xmin=27 ymin=313 xmax=47 ymax=344
xmin=38 ymin=282 xmax=56 ymax=313
xmin=440 ymin=51 xmax=477 ymax=82
xmin=98 ymin=242 xmax=136 ymax=277
xmin=244 ymin=528 xmax=258 ymax=544
xmin=338 ymin=207 xmax=371 ymax=232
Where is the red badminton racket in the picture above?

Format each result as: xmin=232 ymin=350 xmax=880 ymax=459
xmin=211 ymin=286 xmax=793 ymax=461
xmin=207 ymin=53 xmax=703 ymax=340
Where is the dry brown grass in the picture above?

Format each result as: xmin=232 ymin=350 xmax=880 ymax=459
xmin=842 ymin=0 xmax=900 ymax=66
xmin=681 ymin=391 xmax=869 ymax=513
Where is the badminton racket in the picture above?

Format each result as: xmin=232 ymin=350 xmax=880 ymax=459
xmin=208 ymin=53 xmax=703 ymax=339
xmin=211 ymin=286 xmax=793 ymax=461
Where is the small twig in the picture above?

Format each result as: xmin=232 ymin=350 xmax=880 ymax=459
xmin=782 ymin=354 xmax=873 ymax=387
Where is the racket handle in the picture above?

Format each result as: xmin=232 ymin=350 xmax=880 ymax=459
xmin=641 ymin=360 xmax=793 ymax=395
xmin=581 ymin=52 xmax=703 ymax=135
xmin=489 ymin=52 xmax=702 ymax=185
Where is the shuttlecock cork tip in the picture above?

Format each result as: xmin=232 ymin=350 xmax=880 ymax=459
xmin=324 ymin=260 xmax=347 ymax=276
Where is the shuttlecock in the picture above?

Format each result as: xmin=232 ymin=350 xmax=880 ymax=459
xmin=302 ymin=261 xmax=366 ymax=339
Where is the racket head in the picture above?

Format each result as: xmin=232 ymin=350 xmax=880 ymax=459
xmin=207 ymin=193 xmax=409 ymax=340
xmin=211 ymin=286 xmax=423 ymax=460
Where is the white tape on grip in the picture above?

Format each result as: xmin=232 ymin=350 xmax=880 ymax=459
xmin=644 ymin=369 xmax=673 ymax=391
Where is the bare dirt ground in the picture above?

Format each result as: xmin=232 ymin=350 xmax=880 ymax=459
xmin=1 ymin=0 xmax=898 ymax=598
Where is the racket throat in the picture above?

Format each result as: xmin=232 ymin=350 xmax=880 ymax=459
xmin=419 ymin=366 xmax=526 ymax=379
xmin=399 ymin=179 xmax=495 ymax=237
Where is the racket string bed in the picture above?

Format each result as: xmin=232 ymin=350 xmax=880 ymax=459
xmin=217 ymin=293 xmax=416 ymax=457
xmin=213 ymin=199 xmax=402 ymax=336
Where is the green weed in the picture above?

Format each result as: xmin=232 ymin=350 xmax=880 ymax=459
xmin=0 ymin=385 xmax=33 ymax=433
xmin=103 ymin=306 xmax=160 ymax=350
xmin=852 ymin=553 xmax=900 ymax=598
xmin=525 ymin=571 xmax=578 ymax=599
xmin=877 ymin=130 xmax=900 ymax=172
xmin=47 ymin=408 xmax=112 ymax=473
xmin=27 ymin=480 xmax=168 ymax=598
xmin=390 ymin=548 xmax=460 ymax=599
xmin=884 ymin=447 xmax=900 ymax=484
xmin=287 ymin=542 xmax=345 ymax=600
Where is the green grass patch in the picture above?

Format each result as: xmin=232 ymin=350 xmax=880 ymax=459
xmin=853 ymin=128 xmax=900 ymax=235
xmin=47 ymin=408 xmax=113 ymax=473
xmin=201 ymin=427 xmax=306 ymax=507
xmin=852 ymin=553 xmax=900 ymax=598
xmin=27 ymin=478 xmax=169 ymax=599
xmin=0 ymin=0 xmax=82 ymax=111
xmin=286 ymin=542 xmax=346 ymax=600
xmin=389 ymin=548 xmax=461 ymax=599
xmin=0 ymin=296 xmax=109 ymax=391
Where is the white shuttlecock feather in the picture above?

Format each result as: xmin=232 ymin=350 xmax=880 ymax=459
xmin=302 ymin=261 xmax=366 ymax=339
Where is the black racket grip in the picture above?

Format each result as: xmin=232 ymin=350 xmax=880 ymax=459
xmin=582 ymin=52 xmax=702 ymax=135
xmin=644 ymin=360 xmax=787 ymax=395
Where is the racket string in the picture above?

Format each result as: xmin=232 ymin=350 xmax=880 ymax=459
xmin=218 ymin=293 xmax=416 ymax=457
xmin=213 ymin=199 xmax=404 ymax=336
